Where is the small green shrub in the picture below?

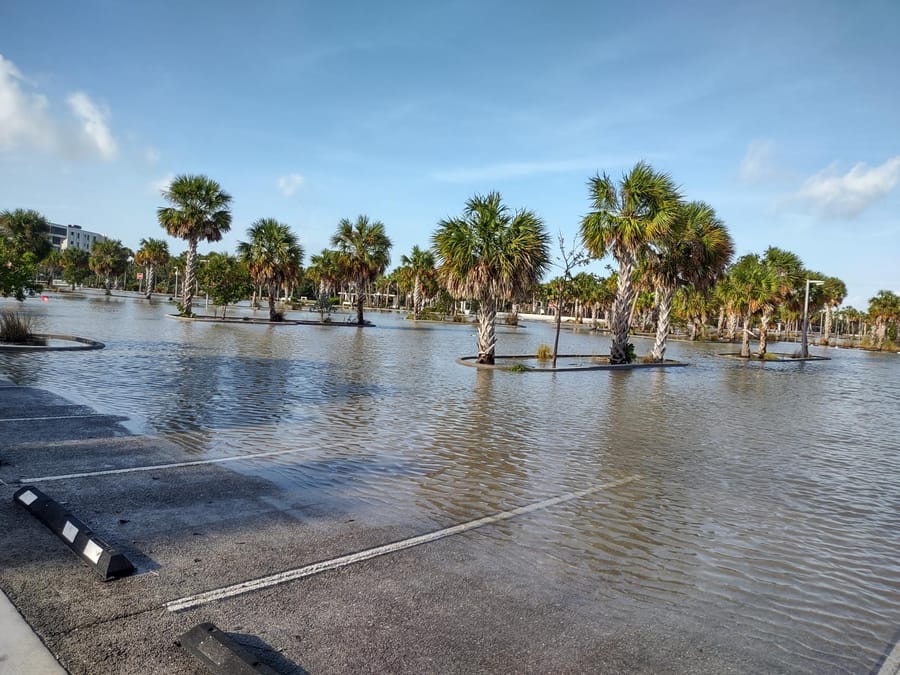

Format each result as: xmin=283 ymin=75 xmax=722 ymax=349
xmin=536 ymin=343 xmax=553 ymax=360
xmin=625 ymin=343 xmax=637 ymax=363
xmin=509 ymin=363 xmax=527 ymax=372
xmin=271 ymin=311 xmax=285 ymax=322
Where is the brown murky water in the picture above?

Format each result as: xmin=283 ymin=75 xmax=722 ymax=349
xmin=3 ymin=292 xmax=899 ymax=672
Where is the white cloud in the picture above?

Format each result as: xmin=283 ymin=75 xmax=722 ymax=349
xmin=739 ymin=138 xmax=776 ymax=183
xmin=67 ymin=91 xmax=117 ymax=160
xmin=145 ymin=146 xmax=160 ymax=164
xmin=0 ymin=53 xmax=55 ymax=151
xmin=794 ymin=157 xmax=900 ymax=218
xmin=149 ymin=173 xmax=175 ymax=195
xmin=0 ymin=52 xmax=119 ymax=162
xmin=277 ymin=173 xmax=305 ymax=196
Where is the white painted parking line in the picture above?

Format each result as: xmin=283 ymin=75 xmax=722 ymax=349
xmin=0 ymin=414 xmax=117 ymax=423
xmin=878 ymin=635 xmax=900 ymax=675
xmin=165 ymin=474 xmax=642 ymax=613
xmin=17 ymin=447 xmax=313 ymax=483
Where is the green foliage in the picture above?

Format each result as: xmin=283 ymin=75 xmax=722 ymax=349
xmin=89 ymin=239 xmax=131 ymax=293
xmin=0 ymin=240 xmax=38 ymax=300
xmin=509 ymin=363 xmax=528 ymax=372
xmin=0 ymin=208 xmax=52 ymax=261
xmin=536 ymin=343 xmax=553 ymax=360
xmin=199 ymin=252 xmax=252 ymax=316
xmin=625 ymin=342 xmax=637 ymax=363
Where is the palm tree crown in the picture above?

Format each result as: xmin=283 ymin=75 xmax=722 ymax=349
xmin=330 ymin=215 xmax=392 ymax=325
xmin=433 ymin=191 xmax=550 ymax=364
xmin=157 ymin=174 xmax=232 ymax=316
xmin=237 ymin=218 xmax=304 ymax=321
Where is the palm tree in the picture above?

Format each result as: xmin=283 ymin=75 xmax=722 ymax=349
xmin=134 ymin=238 xmax=170 ymax=298
xmin=237 ymin=219 xmax=304 ymax=321
xmin=868 ymin=290 xmax=900 ymax=350
xmin=89 ymin=239 xmax=131 ymax=295
xmin=307 ymin=249 xmax=342 ymax=304
xmin=580 ymin=162 xmax=681 ymax=363
xmin=725 ymin=254 xmax=772 ymax=358
xmin=330 ymin=215 xmax=392 ymax=326
xmin=157 ymin=174 xmax=232 ymax=316
xmin=646 ymin=201 xmax=733 ymax=361
xmin=400 ymin=245 xmax=436 ymax=320
xmin=755 ymin=247 xmax=803 ymax=357
xmin=433 ymin=192 xmax=550 ymax=364
xmin=0 ymin=208 xmax=52 ymax=261
xmin=819 ymin=275 xmax=847 ymax=344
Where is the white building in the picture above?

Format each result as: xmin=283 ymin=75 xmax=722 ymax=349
xmin=48 ymin=223 xmax=107 ymax=252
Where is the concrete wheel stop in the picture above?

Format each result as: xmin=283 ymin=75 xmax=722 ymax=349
xmin=178 ymin=623 xmax=280 ymax=674
xmin=13 ymin=486 xmax=135 ymax=580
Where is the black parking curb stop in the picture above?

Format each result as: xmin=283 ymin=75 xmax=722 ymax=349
xmin=13 ymin=485 xmax=135 ymax=580
xmin=178 ymin=623 xmax=280 ymax=674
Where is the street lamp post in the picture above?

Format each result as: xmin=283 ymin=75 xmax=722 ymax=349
xmin=801 ymin=278 xmax=824 ymax=358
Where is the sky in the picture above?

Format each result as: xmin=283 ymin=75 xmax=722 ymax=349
xmin=1 ymin=0 xmax=898 ymax=309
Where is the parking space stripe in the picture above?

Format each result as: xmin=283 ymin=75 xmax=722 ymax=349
xmin=16 ymin=447 xmax=313 ymax=483
xmin=165 ymin=474 xmax=642 ymax=613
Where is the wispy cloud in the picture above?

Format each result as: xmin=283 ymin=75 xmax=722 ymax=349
xmin=0 ymin=53 xmax=55 ymax=151
xmin=144 ymin=146 xmax=160 ymax=164
xmin=739 ymin=138 xmax=777 ymax=183
xmin=793 ymin=157 xmax=900 ymax=218
xmin=277 ymin=173 xmax=305 ymax=196
xmin=67 ymin=91 xmax=117 ymax=160
xmin=432 ymin=158 xmax=611 ymax=183
xmin=148 ymin=173 xmax=174 ymax=195
xmin=0 ymin=52 xmax=119 ymax=162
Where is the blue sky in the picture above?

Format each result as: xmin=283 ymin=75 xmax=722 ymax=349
xmin=1 ymin=0 xmax=898 ymax=308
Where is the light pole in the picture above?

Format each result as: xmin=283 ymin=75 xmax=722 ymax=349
xmin=174 ymin=268 xmax=179 ymax=300
xmin=801 ymin=278 xmax=824 ymax=358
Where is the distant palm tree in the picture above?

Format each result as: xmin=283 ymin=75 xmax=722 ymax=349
xmin=135 ymin=238 xmax=170 ymax=298
xmin=820 ymin=275 xmax=847 ymax=344
xmin=238 ymin=219 xmax=304 ymax=321
xmin=433 ymin=192 xmax=550 ymax=364
xmin=581 ymin=162 xmax=681 ymax=363
xmin=868 ymin=290 xmax=900 ymax=350
xmin=755 ymin=247 xmax=803 ymax=357
xmin=157 ymin=175 xmax=232 ymax=316
xmin=307 ymin=249 xmax=342 ymax=302
xmin=646 ymin=201 xmax=733 ymax=361
xmin=400 ymin=245 xmax=436 ymax=319
xmin=724 ymin=254 xmax=772 ymax=357
xmin=331 ymin=215 xmax=392 ymax=325
xmin=89 ymin=239 xmax=131 ymax=295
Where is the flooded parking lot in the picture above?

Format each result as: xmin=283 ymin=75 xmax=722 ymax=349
xmin=2 ymin=293 xmax=899 ymax=673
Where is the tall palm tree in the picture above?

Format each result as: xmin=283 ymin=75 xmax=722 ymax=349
xmin=433 ymin=192 xmax=550 ymax=364
xmin=646 ymin=201 xmax=733 ymax=361
xmin=89 ymin=239 xmax=131 ymax=295
xmin=330 ymin=215 xmax=392 ymax=326
xmin=157 ymin=174 xmax=232 ymax=316
xmin=400 ymin=245 xmax=436 ymax=319
xmin=820 ymin=275 xmax=847 ymax=344
xmin=0 ymin=208 xmax=52 ymax=261
xmin=755 ymin=247 xmax=803 ymax=357
xmin=725 ymin=254 xmax=772 ymax=358
xmin=868 ymin=290 xmax=900 ymax=350
xmin=580 ymin=162 xmax=681 ymax=363
xmin=307 ymin=249 xmax=342 ymax=302
xmin=237 ymin=219 xmax=304 ymax=321
xmin=134 ymin=237 xmax=170 ymax=299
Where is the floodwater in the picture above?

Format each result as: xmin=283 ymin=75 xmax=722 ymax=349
xmin=3 ymin=292 xmax=899 ymax=672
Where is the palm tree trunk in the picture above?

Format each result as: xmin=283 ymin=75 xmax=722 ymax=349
xmin=726 ymin=312 xmax=738 ymax=341
xmin=104 ymin=274 xmax=111 ymax=296
xmin=717 ymin=307 xmax=726 ymax=338
xmin=757 ymin=310 xmax=771 ymax=357
xmin=610 ymin=254 xmax=636 ymax=364
xmin=413 ymin=273 xmax=422 ymax=319
xmin=650 ymin=285 xmax=674 ymax=361
xmin=823 ymin=304 xmax=834 ymax=344
xmin=741 ymin=312 xmax=752 ymax=357
xmin=356 ymin=285 xmax=366 ymax=325
xmin=476 ymin=298 xmax=497 ymax=364
xmin=182 ymin=239 xmax=197 ymax=315
xmin=268 ymin=284 xmax=278 ymax=321
xmin=146 ymin=265 xmax=155 ymax=299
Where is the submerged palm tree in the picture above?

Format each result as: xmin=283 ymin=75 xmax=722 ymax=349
xmin=89 ymin=239 xmax=131 ymax=295
xmin=331 ymin=215 xmax=392 ymax=325
xmin=820 ymin=275 xmax=847 ymax=344
xmin=433 ymin=192 xmax=550 ymax=364
xmin=400 ymin=245 xmax=436 ymax=319
xmin=868 ymin=290 xmax=900 ymax=350
xmin=581 ymin=162 xmax=681 ymax=363
xmin=157 ymin=175 xmax=232 ymax=316
xmin=134 ymin=237 xmax=170 ymax=298
xmin=646 ymin=201 xmax=733 ymax=361
xmin=238 ymin=219 xmax=304 ymax=321
xmin=755 ymin=247 xmax=803 ymax=357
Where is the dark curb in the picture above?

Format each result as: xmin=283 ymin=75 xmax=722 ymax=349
xmin=456 ymin=354 xmax=689 ymax=371
xmin=178 ymin=623 xmax=280 ymax=674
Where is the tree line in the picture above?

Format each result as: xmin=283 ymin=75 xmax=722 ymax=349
xmin=2 ymin=163 xmax=898 ymax=359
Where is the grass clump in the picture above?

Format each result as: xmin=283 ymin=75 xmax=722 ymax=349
xmin=0 ymin=311 xmax=41 ymax=344
xmin=509 ymin=363 xmax=528 ymax=372
xmin=536 ymin=343 xmax=553 ymax=360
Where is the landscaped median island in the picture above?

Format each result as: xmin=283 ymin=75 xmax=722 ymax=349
xmin=0 ymin=310 xmax=104 ymax=351
xmin=457 ymin=353 xmax=688 ymax=372
xmin=165 ymin=313 xmax=374 ymax=327
xmin=718 ymin=351 xmax=830 ymax=363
